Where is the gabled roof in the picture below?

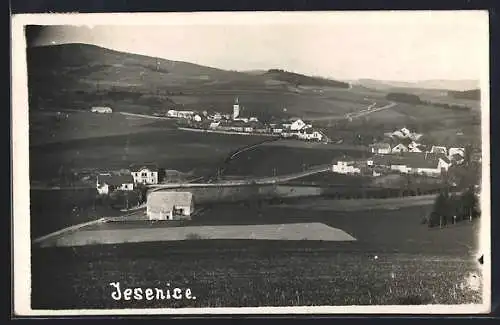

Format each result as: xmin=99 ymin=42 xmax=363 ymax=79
xmin=130 ymin=163 xmax=159 ymax=172
xmin=148 ymin=191 xmax=194 ymax=210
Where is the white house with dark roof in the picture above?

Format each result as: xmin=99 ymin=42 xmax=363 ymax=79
xmin=130 ymin=163 xmax=159 ymax=185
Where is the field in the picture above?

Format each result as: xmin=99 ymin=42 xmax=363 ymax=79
xmin=29 ymin=189 xmax=127 ymax=239
xmin=29 ymin=111 xmax=266 ymax=181
xmin=31 ymin=203 xmax=482 ymax=309
xmin=222 ymin=146 xmax=367 ymax=178
xmin=32 ymin=243 xmax=482 ymax=309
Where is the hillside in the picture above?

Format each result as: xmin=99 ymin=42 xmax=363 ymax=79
xmin=27 ymin=43 xmax=271 ymax=94
xmin=25 ymin=43 xmax=370 ymax=119
xmin=264 ymin=69 xmax=350 ymax=88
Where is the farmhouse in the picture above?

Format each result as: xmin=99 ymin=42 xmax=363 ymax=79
xmin=91 ymin=106 xmax=112 ymax=114
xmin=332 ymin=158 xmax=361 ymax=175
xmin=130 ymin=163 xmax=159 ymax=185
xmin=147 ymin=191 xmax=194 ymax=221
xmin=370 ymin=142 xmax=391 ymax=154
xmin=96 ymin=174 xmax=134 ymax=195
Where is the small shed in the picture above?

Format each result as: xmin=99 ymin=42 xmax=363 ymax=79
xmin=147 ymin=191 xmax=194 ymax=221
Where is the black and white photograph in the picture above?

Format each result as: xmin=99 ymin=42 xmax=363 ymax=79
xmin=12 ymin=11 xmax=490 ymax=315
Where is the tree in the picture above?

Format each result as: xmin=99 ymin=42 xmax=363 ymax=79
xmin=430 ymin=190 xmax=451 ymax=227
xmin=461 ymin=187 xmax=480 ymax=221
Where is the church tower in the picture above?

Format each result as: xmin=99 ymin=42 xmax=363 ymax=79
xmin=232 ymin=97 xmax=240 ymax=120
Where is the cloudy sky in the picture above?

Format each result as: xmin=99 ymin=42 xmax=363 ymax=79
xmin=26 ymin=11 xmax=488 ymax=82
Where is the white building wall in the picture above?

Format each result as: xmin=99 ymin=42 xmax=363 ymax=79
xmin=391 ymin=165 xmax=410 ymax=173
xmin=132 ymin=170 xmax=159 ymax=185
xmin=119 ymin=183 xmax=134 ymax=191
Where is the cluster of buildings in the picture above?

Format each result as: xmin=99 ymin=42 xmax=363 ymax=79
xmin=168 ymin=97 xmax=328 ymax=142
xmin=96 ymin=163 xmax=159 ymax=195
xmin=95 ymin=162 xmax=196 ymax=221
xmin=332 ymin=127 xmax=467 ymax=178
xmin=331 ymin=152 xmax=453 ymax=178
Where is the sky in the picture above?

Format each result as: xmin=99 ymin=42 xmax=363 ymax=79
xmin=25 ymin=11 xmax=489 ymax=82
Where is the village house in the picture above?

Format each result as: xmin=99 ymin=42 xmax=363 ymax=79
xmin=408 ymin=141 xmax=424 ymax=153
xmin=392 ymin=143 xmax=409 ymax=153
xmin=91 ymin=106 xmax=112 ymax=114
xmin=332 ymin=158 xmax=362 ymax=175
xmin=147 ymin=191 xmax=194 ymax=221
xmin=96 ymin=174 xmax=134 ymax=195
xmin=370 ymin=142 xmax=392 ymax=154
xmin=297 ymin=128 xmax=325 ymax=142
xmin=130 ymin=163 xmax=159 ymax=185
xmin=289 ymin=118 xmax=307 ymax=131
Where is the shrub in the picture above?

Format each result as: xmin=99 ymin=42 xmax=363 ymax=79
xmin=185 ymin=233 xmax=204 ymax=240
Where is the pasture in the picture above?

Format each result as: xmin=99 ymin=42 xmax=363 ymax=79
xmin=30 ymin=124 xmax=265 ymax=182
xmin=222 ymin=146 xmax=367 ymax=178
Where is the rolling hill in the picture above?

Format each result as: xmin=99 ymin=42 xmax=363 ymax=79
xmin=26 ymin=43 xmax=365 ymax=118
xmin=263 ymin=69 xmax=350 ymax=88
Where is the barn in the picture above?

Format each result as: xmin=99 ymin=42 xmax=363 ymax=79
xmin=147 ymin=191 xmax=194 ymax=221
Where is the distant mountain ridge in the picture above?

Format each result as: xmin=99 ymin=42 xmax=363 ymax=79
xmin=352 ymin=78 xmax=479 ymax=92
